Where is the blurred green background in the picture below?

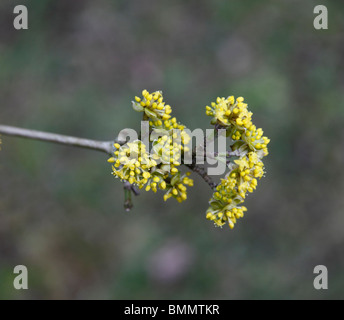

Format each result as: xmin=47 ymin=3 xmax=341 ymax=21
xmin=1 ymin=0 xmax=344 ymax=299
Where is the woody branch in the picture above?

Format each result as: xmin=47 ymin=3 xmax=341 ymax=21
xmin=0 ymin=124 xmax=216 ymax=190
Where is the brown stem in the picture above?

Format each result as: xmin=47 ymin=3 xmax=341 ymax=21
xmin=185 ymin=164 xmax=217 ymax=190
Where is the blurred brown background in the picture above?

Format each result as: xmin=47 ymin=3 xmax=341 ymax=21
xmin=1 ymin=0 xmax=344 ymax=299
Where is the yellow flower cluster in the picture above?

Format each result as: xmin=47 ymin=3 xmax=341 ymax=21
xmin=108 ymin=141 xmax=157 ymax=187
xmin=132 ymin=90 xmax=172 ymax=120
xmin=163 ymin=172 xmax=194 ymax=203
xmin=109 ymin=90 xmax=193 ymax=203
xmin=108 ymin=91 xmax=268 ymax=230
xmin=205 ymin=96 xmax=270 ymax=229
xmin=150 ymin=116 xmax=191 ymax=171
xmin=206 ymin=96 xmax=269 ymax=156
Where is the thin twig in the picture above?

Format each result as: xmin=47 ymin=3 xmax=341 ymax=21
xmin=185 ymin=164 xmax=217 ymax=190
xmin=0 ymin=125 xmax=118 ymax=155
xmin=123 ymin=181 xmax=134 ymax=211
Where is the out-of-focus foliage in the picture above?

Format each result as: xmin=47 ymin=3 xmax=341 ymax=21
xmin=1 ymin=0 xmax=344 ymax=299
